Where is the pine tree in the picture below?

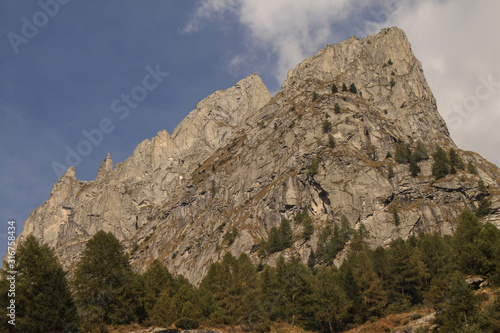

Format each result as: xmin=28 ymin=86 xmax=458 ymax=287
xmin=137 ymin=259 xmax=174 ymax=323
xmin=371 ymin=246 xmax=390 ymax=282
xmin=478 ymin=178 xmax=487 ymax=193
xmin=259 ymin=264 xmax=282 ymax=322
xmin=279 ymin=218 xmax=293 ymax=249
xmin=467 ymin=161 xmax=478 ymax=175
xmin=276 ymin=256 xmax=315 ymax=327
xmin=328 ymin=134 xmax=336 ymax=148
xmin=268 ymin=227 xmax=282 ymax=253
xmin=314 ymin=266 xmax=350 ymax=332
xmin=432 ymin=146 xmax=449 ymax=179
xmin=316 ymin=219 xmax=351 ymax=264
xmin=200 ymin=253 xmax=258 ymax=325
xmin=354 ymin=252 xmax=387 ymax=320
xmin=307 ymin=156 xmax=320 ymax=176
xmin=340 ymin=215 xmax=352 ymax=244
xmin=448 ymin=148 xmax=464 ymax=171
xmin=388 ymin=165 xmax=395 ymax=179
xmin=395 ymin=142 xmax=410 ymax=164
xmin=409 ymin=154 xmax=420 ymax=176
xmin=322 ymin=119 xmax=332 ymax=133
xmin=72 ymin=230 xmax=138 ymax=329
xmin=390 ymin=205 xmax=400 ymax=226
xmin=342 ymin=83 xmax=348 ymax=92
xmin=452 ymin=209 xmax=482 ymax=275
xmin=387 ymin=238 xmax=429 ymax=307
xmin=173 ymin=284 xmax=201 ymax=329
xmin=303 ymin=217 xmax=314 ymax=240
xmin=413 ymin=140 xmax=428 ymax=162
xmin=349 ymin=83 xmax=358 ymax=94
xmin=334 ymin=102 xmax=341 ymax=114
xmin=416 ymin=233 xmax=453 ymax=280
xmin=477 ymin=222 xmax=500 ymax=281
xmin=476 ymin=197 xmax=491 ymax=218
xmin=437 ymin=272 xmax=479 ymax=332
xmin=331 ymin=83 xmax=338 ymax=94
xmin=307 ymin=250 xmax=316 ymax=270
xmin=149 ymin=291 xmax=176 ymax=327
xmin=3 ymin=235 xmax=79 ymax=332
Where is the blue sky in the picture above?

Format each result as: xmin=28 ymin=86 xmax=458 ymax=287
xmin=1 ymin=0 xmax=499 ymax=255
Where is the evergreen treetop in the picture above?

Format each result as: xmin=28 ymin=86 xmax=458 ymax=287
xmin=349 ymin=83 xmax=358 ymax=94
xmin=4 ymin=235 xmax=79 ymax=332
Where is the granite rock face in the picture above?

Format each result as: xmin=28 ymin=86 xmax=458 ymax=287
xmin=13 ymin=27 xmax=500 ymax=284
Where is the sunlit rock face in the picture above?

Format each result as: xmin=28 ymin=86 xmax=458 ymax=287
xmin=14 ymin=27 xmax=499 ymax=285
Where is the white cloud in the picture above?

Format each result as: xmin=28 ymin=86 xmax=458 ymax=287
xmin=183 ymin=0 xmax=239 ymax=33
xmin=186 ymin=0 xmax=500 ymax=166
xmin=383 ymin=0 xmax=500 ymax=166
xmin=185 ymin=0 xmax=358 ymax=84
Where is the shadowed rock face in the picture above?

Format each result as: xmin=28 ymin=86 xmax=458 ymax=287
xmin=14 ymin=27 xmax=500 ymax=285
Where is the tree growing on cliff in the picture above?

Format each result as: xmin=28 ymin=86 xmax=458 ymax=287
xmin=432 ymin=146 xmax=449 ymax=179
xmin=412 ymin=140 xmax=428 ymax=162
xmin=395 ymin=142 xmax=410 ymax=164
xmin=331 ymin=83 xmax=338 ymax=94
xmin=349 ymin=83 xmax=358 ymax=94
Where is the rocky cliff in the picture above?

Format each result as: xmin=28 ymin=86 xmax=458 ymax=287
xmin=13 ymin=27 xmax=500 ymax=285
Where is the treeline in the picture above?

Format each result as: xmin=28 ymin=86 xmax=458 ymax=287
xmin=1 ymin=208 xmax=500 ymax=332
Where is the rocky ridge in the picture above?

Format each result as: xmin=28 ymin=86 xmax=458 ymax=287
xmin=13 ymin=27 xmax=500 ymax=284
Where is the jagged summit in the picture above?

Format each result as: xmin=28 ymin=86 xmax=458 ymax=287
xmin=11 ymin=27 xmax=500 ymax=285
xmin=283 ymin=26 xmax=448 ymax=145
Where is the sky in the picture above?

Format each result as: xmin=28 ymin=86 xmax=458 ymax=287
xmin=1 ymin=0 xmax=499 ymax=255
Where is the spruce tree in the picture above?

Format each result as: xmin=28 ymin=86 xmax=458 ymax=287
xmin=452 ymin=209 xmax=482 ymax=275
xmin=477 ymin=222 xmax=500 ymax=282
xmin=395 ymin=142 xmax=410 ymax=164
xmin=328 ymin=134 xmax=336 ymax=148
xmin=437 ymin=272 xmax=479 ymax=332
xmin=349 ymin=83 xmax=358 ymax=94
xmin=314 ymin=266 xmax=350 ymax=332
xmin=331 ymin=83 xmax=338 ymax=94
xmin=4 ymin=235 xmax=79 ymax=332
xmin=303 ymin=217 xmax=314 ymax=240
xmin=448 ymin=148 xmax=463 ymax=170
xmin=432 ymin=146 xmax=449 ymax=179
xmin=467 ymin=161 xmax=478 ymax=175
xmin=277 ymin=256 xmax=315 ymax=327
xmin=416 ymin=233 xmax=453 ymax=280
xmin=279 ymin=218 xmax=294 ymax=249
xmin=334 ymin=102 xmax=341 ymax=114
xmin=409 ymin=154 xmax=420 ymax=176
xmin=342 ymin=83 xmax=348 ymax=92
xmin=149 ymin=290 xmax=176 ymax=327
xmin=268 ymin=227 xmax=282 ymax=253
xmin=137 ymin=260 xmax=174 ymax=323
xmin=387 ymin=238 xmax=428 ymax=307
xmin=307 ymin=250 xmax=316 ymax=270
xmin=72 ymin=230 xmax=138 ymax=329
xmin=322 ymin=119 xmax=332 ymax=133
xmin=388 ymin=165 xmax=395 ymax=179
xmin=413 ymin=140 xmax=428 ymax=162
xmin=354 ymin=253 xmax=386 ymax=320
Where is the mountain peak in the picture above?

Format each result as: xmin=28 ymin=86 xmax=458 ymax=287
xmin=283 ymin=26 xmax=446 ymax=146
xmin=11 ymin=27 xmax=500 ymax=285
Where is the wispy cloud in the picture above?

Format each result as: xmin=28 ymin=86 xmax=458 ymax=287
xmin=383 ymin=0 xmax=500 ymax=166
xmin=186 ymin=0 xmax=500 ymax=166
xmin=184 ymin=0 xmax=362 ymax=85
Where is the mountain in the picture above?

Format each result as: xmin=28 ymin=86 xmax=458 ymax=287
xmin=12 ymin=27 xmax=500 ymax=285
